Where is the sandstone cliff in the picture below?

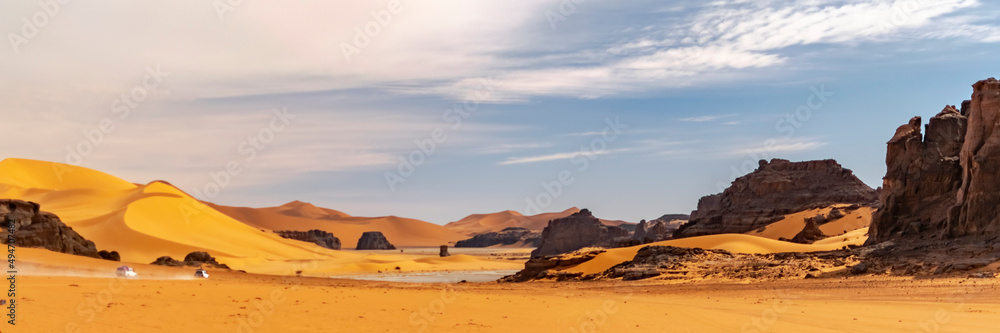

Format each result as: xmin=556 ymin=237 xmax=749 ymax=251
xmin=674 ymin=159 xmax=878 ymax=238
xmin=870 ymin=107 xmax=967 ymax=241
xmin=872 ymin=78 xmax=1000 ymax=242
xmin=531 ymin=209 xmax=631 ymax=257
xmin=455 ymin=227 xmax=541 ymax=248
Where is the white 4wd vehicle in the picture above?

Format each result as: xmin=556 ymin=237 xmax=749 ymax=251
xmin=195 ymin=269 xmax=209 ymax=279
xmin=116 ymin=266 xmax=137 ymax=278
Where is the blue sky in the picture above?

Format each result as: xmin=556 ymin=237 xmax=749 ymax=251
xmin=2 ymin=0 xmax=999 ymax=224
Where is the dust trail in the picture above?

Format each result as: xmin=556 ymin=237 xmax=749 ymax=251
xmin=19 ymin=262 xmax=199 ymax=281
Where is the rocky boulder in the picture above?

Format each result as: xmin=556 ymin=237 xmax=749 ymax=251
xmin=531 ymin=209 xmax=631 ymax=257
xmin=356 ymin=231 xmax=396 ymax=250
xmin=790 ymin=219 xmax=827 ymax=244
xmin=275 ymin=229 xmax=342 ymax=250
xmin=184 ymin=251 xmax=231 ymax=269
xmin=0 ymin=199 xmax=101 ymax=258
xmin=98 ymin=250 xmax=121 ymax=261
xmin=674 ymin=159 xmax=877 ymax=238
xmin=151 ymin=256 xmax=185 ymax=267
xmin=455 ymin=227 xmax=541 ymax=248
xmin=439 ymin=245 xmax=450 ymax=257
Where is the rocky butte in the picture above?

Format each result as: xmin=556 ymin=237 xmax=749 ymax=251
xmin=531 ymin=209 xmax=630 ymax=257
xmin=871 ymin=78 xmax=1000 ymax=242
xmin=674 ymin=159 xmax=878 ymax=238
xmin=356 ymin=231 xmax=396 ymax=250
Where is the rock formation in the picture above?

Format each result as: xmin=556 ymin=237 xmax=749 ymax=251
xmin=674 ymin=159 xmax=877 ymax=238
xmin=439 ymin=245 xmax=450 ymax=257
xmin=0 ymin=199 xmax=101 ymax=258
xmin=531 ymin=209 xmax=631 ymax=257
xmin=98 ymin=250 xmax=121 ymax=261
xmin=869 ymin=107 xmax=967 ymax=242
xmin=790 ymin=219 xmax=826 ymax=244
xmin=275 ymin=229 xmax=342 ymax=250
xmin=355 ymin=231 xmax=396 ymax=250
xmin=152 ymin=252 xmax=231 ymax=269
xmin=151 ymin=256 xmax=185 ymax=267
xmin=454 ymin=227 xmax=541 ymax=248
xmin=950 ymin=78 xmax=1000 ymax=236
xmin=871 ymin=78 xmax=1000 ymax=242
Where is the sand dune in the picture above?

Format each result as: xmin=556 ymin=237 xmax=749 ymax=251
xmin=0 ymin=159 xmax=513 ymax=274
xmin=444 ymin=207 xmax=633 ymax=235
xmin=565 ymin=232 xmax=869 ymax=276
xmin=746 ymin=205 xmax=874 ymax=240
xmin=209 ymin=201 xmax=468 ymax=249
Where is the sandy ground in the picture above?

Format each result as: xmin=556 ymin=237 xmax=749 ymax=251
xmin=13 ymin=271 xmax=1000 ymax=333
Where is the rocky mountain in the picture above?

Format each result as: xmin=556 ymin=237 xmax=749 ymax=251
xmin=356 ymin=231 xmax=396 ymax=250
xmin=0 ymin=199 xmax=101 ymax=258
xmin=872 ymin=78 xmax=1000 ymax=242
xmin=531 ymin=209 xmax=631 ymax=257
xmin=454 ymin=227 xmax=541 ymax=248
xmin=674 ymin=159 xmax=878 ymax=238
xmin=275 ymin=229 xmax=342 ymax=250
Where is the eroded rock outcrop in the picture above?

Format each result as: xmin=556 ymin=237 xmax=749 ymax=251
xmin=872 ymin=78 xmax=1000 ymax=242
xmin=950 ymin=78 xmax=1000 ymax=236
xmin=790 ymin=219 xmax=827 ymax=244
xmin=531 ymin=209 xmax=631 ymax=257
xmin=356 ymin=231 xmax=396 ymax=250
xmin=633 ymin=215 xmax=686 ymax=244
xmin=0 ymin=199 xmax=101 ymax=258
xmin=275 ymin=229 xmax=342 ymax=250
xmin=674 ymin=159 xmax=878 ymax=238
xmin=870 ymin=107 xmax=968 ymax=242
xmin=455 ymin=227 xmax=541 ymax=248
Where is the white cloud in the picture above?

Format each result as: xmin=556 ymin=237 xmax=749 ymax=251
xmin=680 ymin=114 xmax=738 ymax=122
xmin=499 ymin=148 xmax=631 ymax=165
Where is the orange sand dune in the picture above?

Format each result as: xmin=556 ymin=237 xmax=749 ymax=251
xmin=566 ymin=232 xmax=869 ymax=276
xmin=444 ymin=207 xmax=633 ymax=235
xmin=208 ymin=201 xmax=468 ymax=249
xmin=0 ymin=159 xmax=515 ymax=274
xmin=747 ymin=205 xmax=874 ymax=240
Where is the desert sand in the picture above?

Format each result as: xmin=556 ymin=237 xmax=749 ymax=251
xmin=746 ymin=205 xmax=874 ymax=240
xmin=17 ymin=262 xmax=1000 ymax=333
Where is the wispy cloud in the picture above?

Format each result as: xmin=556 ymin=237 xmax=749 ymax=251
xmin=680 ymin=114 xmax=737 ymax=122
xmin=732 ymin=138 xmax=829 ymax=157
xmin=499 ymin=148 xmax=631 ymax=165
